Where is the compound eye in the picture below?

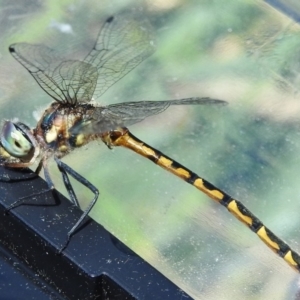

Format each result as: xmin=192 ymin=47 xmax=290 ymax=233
xmin=0 ymin=121 xmax=33 ymax=158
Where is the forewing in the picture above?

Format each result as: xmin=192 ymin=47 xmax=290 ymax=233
xmin=89 ymin=97 xmax=227 ymax=134
xmin=53 ymin=61 xmax=98 ymax=105
xmin=84 ymin=15 xmax=156 ymax=100
xmin=9 ymin=43 xmax=98 ymax=104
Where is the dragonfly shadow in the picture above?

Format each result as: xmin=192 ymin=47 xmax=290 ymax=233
xmin=0 ymin=166 xmax=62 ymax=211
xmin=110 ymin=234 xmax=136 ymax=256
xmin=0 ymin=165 xmax=38 ymax=183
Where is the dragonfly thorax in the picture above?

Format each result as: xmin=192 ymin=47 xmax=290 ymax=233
xmin=35 ymin=102 xmax=97 ymax=157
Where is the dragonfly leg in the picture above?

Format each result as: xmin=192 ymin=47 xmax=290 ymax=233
xmin=54 ymin=158 xmax=80 ymax=208
xmin=54 ymin=156 xmax=99 ymax=253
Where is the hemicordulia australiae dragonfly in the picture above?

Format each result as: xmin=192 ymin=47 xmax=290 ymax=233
xmin=1 ymin=14 xmax=300 ymax=273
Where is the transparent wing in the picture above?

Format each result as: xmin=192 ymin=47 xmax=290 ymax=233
xmin=84 ymin=15 xmax=155 ymax=100
xmin=9 ymin=15 xmax=155 ymax=105
xmin=9 ymin=43 xmax=98 ymax=105
xmin=88 ymin=98 xmax=227 ymax=134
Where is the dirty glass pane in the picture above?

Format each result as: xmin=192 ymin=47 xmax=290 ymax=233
xmin=1 ymin=0 xmax=300 ymax=299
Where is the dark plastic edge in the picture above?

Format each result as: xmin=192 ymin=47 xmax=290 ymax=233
xmin=0 ymin=166 xmax=192 ymax=300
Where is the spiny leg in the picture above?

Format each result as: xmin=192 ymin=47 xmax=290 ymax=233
xmin=54 ymin=157 xmax=99 ymax=252
xmin=55 ymin=157 xmax=80 ymax=208
xmin=106 ymin=128 xmax=300 ymax=272
xmin=4 ymin=156 xmax=99 ymax=252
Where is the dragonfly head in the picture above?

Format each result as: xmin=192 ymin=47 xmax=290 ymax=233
xmin=0 ymin=121 xmax=37 ymax=163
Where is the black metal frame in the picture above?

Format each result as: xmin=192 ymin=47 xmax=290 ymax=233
xmin=265 ymin=0 xmax=300 ymax=23
xmin=0 ymin=166 xmax=192 ymax=299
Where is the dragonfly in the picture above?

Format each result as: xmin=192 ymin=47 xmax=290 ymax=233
xmin=1 ymin=15 xmax=300 ymax=273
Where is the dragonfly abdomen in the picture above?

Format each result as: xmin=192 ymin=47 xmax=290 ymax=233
xmin=107 ymin=128 xmax=300 ymax=272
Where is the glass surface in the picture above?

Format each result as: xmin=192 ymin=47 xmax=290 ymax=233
xmin=1 ymin=0 xmax=300 ymax=299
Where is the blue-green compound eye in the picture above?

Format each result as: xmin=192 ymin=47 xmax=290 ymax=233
xmin=0 ymin=121 xmax=33 ymax=158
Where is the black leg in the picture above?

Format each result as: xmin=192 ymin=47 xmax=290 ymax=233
xmin=54 ymin=156 xmax=99 ymax=252
xmin=55 ymin=159 xmax=80 ymax=208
